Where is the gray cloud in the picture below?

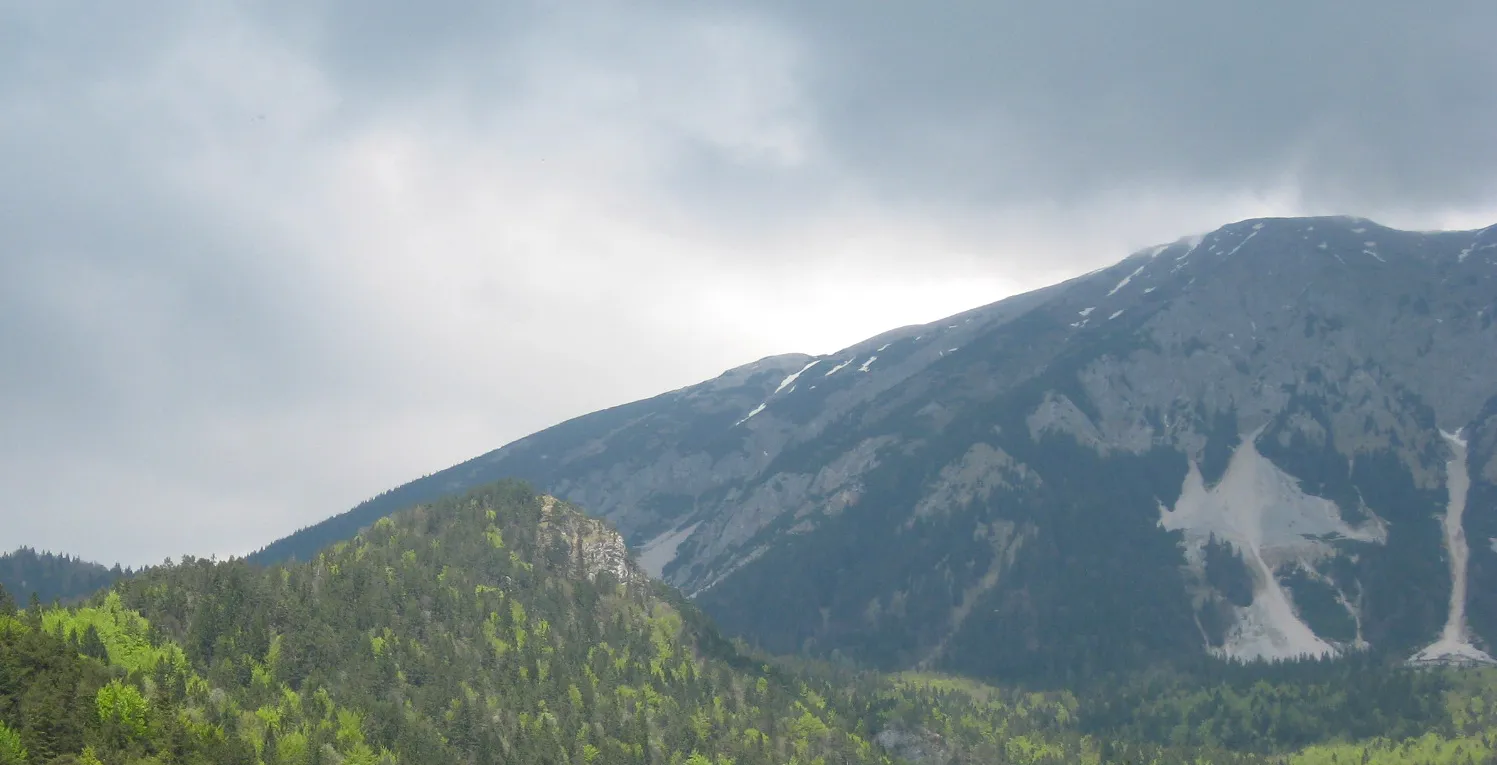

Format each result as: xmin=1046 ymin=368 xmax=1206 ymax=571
xmin=759 ymin=2 xmax=1497 ymax=218
xmin=2 ymin=1 xmax=1494 ymax=565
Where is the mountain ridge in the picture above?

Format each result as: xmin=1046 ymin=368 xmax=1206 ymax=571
xmin=250 ymin=214 xmax=1497 ymax=683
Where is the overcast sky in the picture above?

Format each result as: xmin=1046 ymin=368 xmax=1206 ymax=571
xmin=4 ymin=1 xmax=1497 ymax=566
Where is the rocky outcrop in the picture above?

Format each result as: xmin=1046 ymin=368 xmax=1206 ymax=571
xmin=537 ymin=495 xmax=643 ymax=586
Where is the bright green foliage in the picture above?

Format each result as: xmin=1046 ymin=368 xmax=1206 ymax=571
xmin=1 ymin=608 xmax=226 ymax=763
xmin=43 ymin=591 xmax=189 ymax=675
xmin=1291 ymin=732 xmax=1494 ymax=765
xmin=95 ymin=680 xmax=149 ymax=742
xmin=0 ymin=720 xmax=26 ymax=764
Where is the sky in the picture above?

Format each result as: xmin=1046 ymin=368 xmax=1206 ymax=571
xmin=3 ymin=1 xmax=1497 ymax=566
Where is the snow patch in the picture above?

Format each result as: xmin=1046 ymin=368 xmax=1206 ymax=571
xmin=1108 ymin=310 xmax=1124 ymax=320
xmin=876 ymin=343 xmax=891 ymax=352
xmin=823 ymin=359 xmax=853 ymax=376
xmin=1078 ymin=306 xmax=1095 ymax=317
xmin=858 ymin=356 xmax=878 ymax=372
xmin=1160 ymin=429 xmax=1385 ymax=662
xmin=1253 ymin=222 xmax=1265 ymax=230
xmin=1364 ymin=249 xmax=1386 ymax=263
xmin=1409 ymin=431 xmax=1495 ymax=666
xmin=1107 ymin=263 xmax=1147 ymax=296
xmin=1223 ymin=228 xmax=1261 ymax=258
xmin=1143 ymin=286 xmax=1156 ymax=294
xmin=636 ymin=523 xmax=701 ymax=579
xmin=775 ymin=359 xmax=821 ymax=394
xmin=1460 ymin=246 xmax=1474 ymax=263
xmin=734 ymin=403 xmax=767 ymax=427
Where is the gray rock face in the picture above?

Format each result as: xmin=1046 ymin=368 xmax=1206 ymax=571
xmin=537 ymin=495 xmax=644 ymax=586
xmin=259 ymin=215 xmax=1497 ymax=681
xmin=873 ymin=727 xmax=954 ymax=765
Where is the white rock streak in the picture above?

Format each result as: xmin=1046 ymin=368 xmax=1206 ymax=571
xmin=636 ymin=523 xmax=701 ymax=579
xmin=1410 ymin=431 xmax=1495 ymax=665
xmin=1161 ymin=430 xmax=1384 ymax=662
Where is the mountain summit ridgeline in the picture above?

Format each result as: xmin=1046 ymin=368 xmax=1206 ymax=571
xmin=254 ymin=216 xmax=1497 ymax=683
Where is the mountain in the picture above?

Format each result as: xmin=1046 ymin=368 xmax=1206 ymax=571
xmin=253 ymin=215 xmax=1497 ymax=684
xmin=0 ymin=547 xmax=126 ymax=604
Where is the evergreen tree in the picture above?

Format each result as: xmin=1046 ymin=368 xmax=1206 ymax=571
xmin=79 ymin=624 xmax=108 ymax=663
xmin=24 ymin=593 xmax=40 ymax=630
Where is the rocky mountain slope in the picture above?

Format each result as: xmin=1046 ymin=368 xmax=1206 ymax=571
xmin=254 ymin=216 xmax=1497 ymax=683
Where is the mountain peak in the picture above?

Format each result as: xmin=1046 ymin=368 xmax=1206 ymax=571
xmin=254 ymin=216 xmax=1497 ymax=682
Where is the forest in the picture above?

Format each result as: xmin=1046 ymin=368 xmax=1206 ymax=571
xmin=0 ymin=550 xmax=126 ymax=608
xmin=4 ymin=480 xmax=1497 ymax=764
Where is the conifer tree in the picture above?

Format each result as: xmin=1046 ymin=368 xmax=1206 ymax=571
xmin=24 ymin=592 xmax=41 ymax=629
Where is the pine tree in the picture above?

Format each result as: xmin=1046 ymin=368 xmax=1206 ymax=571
xmin=80 ymin=624 xmax=108 ymax=663
xmin=24 ymin=593 xmax=41 ymax=630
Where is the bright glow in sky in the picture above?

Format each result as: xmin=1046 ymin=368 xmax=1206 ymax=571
xmin=3 ymin=1 xmax=1495 ymax=565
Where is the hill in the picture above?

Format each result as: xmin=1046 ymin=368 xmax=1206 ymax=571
xmin=0 ymin=548 xmax=125 ymax=605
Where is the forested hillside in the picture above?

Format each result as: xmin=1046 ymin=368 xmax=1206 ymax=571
xmin=0 ymin=548 xmax=125 ymax=605
xmin=9 ymin=481 xmax=1497 ymax=764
